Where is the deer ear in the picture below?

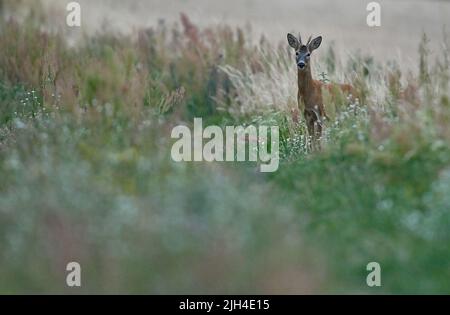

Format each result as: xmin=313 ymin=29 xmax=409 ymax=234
xmin=309 ymin=36 xmax=322 ymax=51
xmin=287 ymin=33 xmax=299 ymax=49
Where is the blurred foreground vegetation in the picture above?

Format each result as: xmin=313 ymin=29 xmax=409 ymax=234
xmin=0 ymin=6 xmax=449 ymax=293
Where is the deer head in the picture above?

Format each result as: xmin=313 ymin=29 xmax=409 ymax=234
xmin=287 ymin=33 xmax=322 ymax=71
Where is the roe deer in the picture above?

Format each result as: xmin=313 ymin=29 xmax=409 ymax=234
xmin=287 ymin=33 xmax=355 ymax=149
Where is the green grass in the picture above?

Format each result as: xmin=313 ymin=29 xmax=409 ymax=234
xmin=272 ymin=145 xmax=450 ymax=293
xmin=0 ymin=9 xmax=449 ymax=293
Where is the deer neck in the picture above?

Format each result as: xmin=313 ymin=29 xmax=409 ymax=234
xmin=297 ymin=65 xmax=314 ymax=97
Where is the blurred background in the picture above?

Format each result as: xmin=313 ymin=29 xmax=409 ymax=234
xmin=34 ymin=0 xmax=450 ymax=67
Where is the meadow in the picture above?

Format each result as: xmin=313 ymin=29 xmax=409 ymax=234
xmin=0 ymin=4 xmax=449 ymax=293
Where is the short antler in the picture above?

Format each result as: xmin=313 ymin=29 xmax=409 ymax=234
xmin=297 ymin=34 xmax=313 ymax=46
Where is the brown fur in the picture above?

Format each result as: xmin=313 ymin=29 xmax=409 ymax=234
xmin=298 ymin=69 xmax=356 ymax=147
xmin=288 ymin=33 xmax=354 ymax=148
xmin=324 ymin=83 xmax=355 ymax=96
xmin=297 ymin=66 xmax=326 ymax=142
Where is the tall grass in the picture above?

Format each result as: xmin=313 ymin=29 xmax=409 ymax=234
xmin=0 ymin=7 xmax=449 ymax=293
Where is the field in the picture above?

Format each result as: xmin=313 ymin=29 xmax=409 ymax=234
xmin=0 ymin=1 xmax=449 ymax=293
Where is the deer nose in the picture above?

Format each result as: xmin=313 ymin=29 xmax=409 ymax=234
xmin=298 ymin=61 xmax=305 ymax=69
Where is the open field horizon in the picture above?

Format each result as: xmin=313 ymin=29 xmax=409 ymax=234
xmin=36 ymin=0 xmax=450 ymax=70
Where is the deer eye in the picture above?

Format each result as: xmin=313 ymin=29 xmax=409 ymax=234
xmin=306 ymin=53 xmax=311 ymax=57
xmin=295 ymin=52 xmax=299 ymax=56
